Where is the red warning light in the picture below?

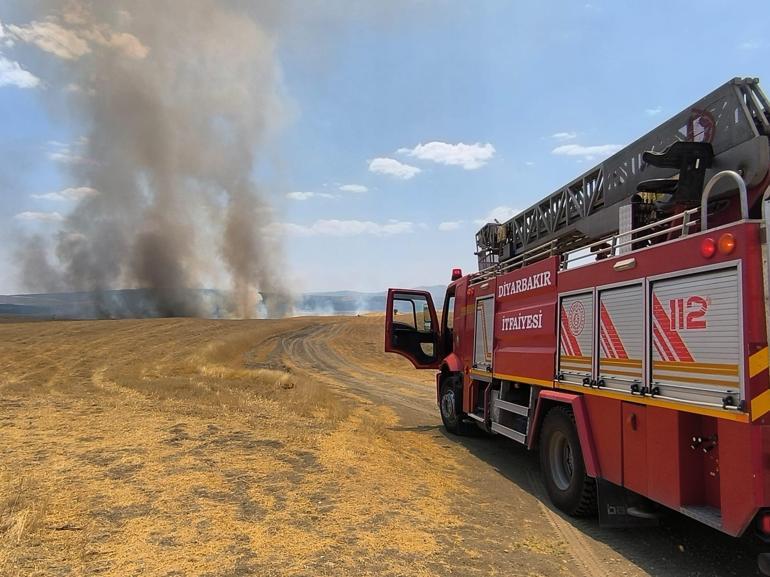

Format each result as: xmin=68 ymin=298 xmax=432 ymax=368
xmin=451 ymin=268 xmax=462 ymax=281
xmin=700 ymin=237 xmax=716 ymax=258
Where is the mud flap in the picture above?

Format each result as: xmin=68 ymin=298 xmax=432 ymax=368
xmin=597 ymin=478 xmax=660 ymax=528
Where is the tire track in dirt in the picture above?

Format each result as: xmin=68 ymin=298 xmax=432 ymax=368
xmin=276 ymin=321 xmax=436 ymax=418
xmin=526 ymin=470 xmax=612 ymax=577
xmin=277 ymin=319 xmax=623 ymax=577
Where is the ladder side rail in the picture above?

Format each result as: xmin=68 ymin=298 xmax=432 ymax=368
xmin=734 ymin=84 xmax=764 ymax=138
xmin=743 ymin=81 xmax=770 ymax=134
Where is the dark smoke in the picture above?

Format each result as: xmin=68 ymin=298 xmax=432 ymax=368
xmin=10 ymin=1 xmax=292 ymax=318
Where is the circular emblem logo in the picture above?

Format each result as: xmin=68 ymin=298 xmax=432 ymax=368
xmin=567 ymin=301 xmax=585 ymax=336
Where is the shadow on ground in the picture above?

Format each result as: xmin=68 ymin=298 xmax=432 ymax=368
xmin=396 ymin=422 xmax=764 ymax=577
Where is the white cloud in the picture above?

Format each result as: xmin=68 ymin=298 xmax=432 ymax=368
xmin=438 ymin=221 xmax=462 ymax=231
xmin=286 ymin=191 xmax=336 ymax=201
xmin=368 ymin=157 xmax=421 ymax=180
xmin=474 ymin=206 xmax=519 ymax=225
xmin=31 ymin=186 xmax=97 ymax=201
xmin=645 ymin=106 xmax=662 ymax=117
xmin=48 ymin=150 xmax=88 ymax=164
xmin=339 ymin=184 xmax=368 ymax=193
xmin=8 ymin=19 xmax=148 ymax=61
xmin=0 ymin=55 xmax=40 ymax=88
xmin=46 ymin=139 xmax=90 ymax=165
xmin=398 ymin=141 xmax=495 ymax=170
xmin=8 ymin=21 xmax=91 ymax=60
xmin=525 ymin=161 xmax=535 ymax=166
xmin=14 ymin=211 xmax=64 ymax=222
xmin=2 ymin=21 xmax=14 ymax=47
xmin=274 ymin=219 xmax=414 ymax=237
xmin=552 ymin=143 xmax=623 ymax=160
xmin=551 ymin=132 xmax=577 ymax=141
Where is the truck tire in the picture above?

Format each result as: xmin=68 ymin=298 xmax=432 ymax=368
xmin=439 ymin=375 xmax=469 ymax=435
xmin=539 ymin=406 xmax=596 ymax=517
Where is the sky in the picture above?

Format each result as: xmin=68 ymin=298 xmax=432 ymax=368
xmin=0 ymin=1 xmax=769 ymax=296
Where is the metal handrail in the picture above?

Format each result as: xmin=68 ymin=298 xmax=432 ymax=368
xmin=700 ymin=170 xmax=748 ymax=230
xmin=470 ymin=240 xmax=557 ymax=285
xmin=562 ymin=208 xmax=699 ymax=268
xmin=565 ymin=219 xmax=699 ymax=267
xmin=471 ymin=205 xmax=702 ymax=281
xmin=471 ymin=170 xmax=749 ymax=280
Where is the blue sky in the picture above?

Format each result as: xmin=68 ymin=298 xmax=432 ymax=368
xmin=1 ymin=1 xmax=768 ymax=295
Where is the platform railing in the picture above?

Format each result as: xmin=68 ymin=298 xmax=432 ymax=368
xmin=560 ymin=208 xmax=700 ymax=270
xmin=470 ymin=170 xmax=750 ymax=282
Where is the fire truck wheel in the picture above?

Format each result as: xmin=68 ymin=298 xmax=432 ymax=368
xmin=539 ymin=406 xmax=597 ymax=517
xmin=439 ymin=376 xmax=468 ymax=435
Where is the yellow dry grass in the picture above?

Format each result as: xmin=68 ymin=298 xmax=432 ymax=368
xmin=328 ymin=316 xmax=436 ymax=387
xmin=0 ymin=316 xmax=466 ymax=576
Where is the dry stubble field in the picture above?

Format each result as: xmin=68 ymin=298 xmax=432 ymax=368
xmin=0 ymin=316 xmax=480 ymax=576
xmin=2 ymin=315 xmax=758 ymax=577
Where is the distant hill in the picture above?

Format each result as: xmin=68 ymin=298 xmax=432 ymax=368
xmin=0 ymin=286 xmax=448 ymax=319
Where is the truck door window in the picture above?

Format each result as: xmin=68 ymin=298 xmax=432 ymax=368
xmin=392 ymin=294 xmax=433 ymax=333
xmin=387 ymin=290 xmax=440 ymax=368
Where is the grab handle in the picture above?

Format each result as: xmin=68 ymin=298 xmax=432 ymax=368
xmin=700 ymin=170 xmax=748 ymax=230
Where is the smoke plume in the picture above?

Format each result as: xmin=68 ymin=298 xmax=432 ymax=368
xmin=9 ymin=1 xmax=292 ymax=317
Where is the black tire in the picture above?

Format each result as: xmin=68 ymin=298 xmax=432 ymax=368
xmin=539 ymin=406 xmax=597 ymax=517
xmin=439 ymin=375 xmax=469 ymax=435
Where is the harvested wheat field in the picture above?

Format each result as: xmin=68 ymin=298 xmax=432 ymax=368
xmin=0 ymin=316 xmax=759 ymax=576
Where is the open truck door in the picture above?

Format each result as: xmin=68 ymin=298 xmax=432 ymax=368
xmin=385 ymin=289 xmax=441 ymax=369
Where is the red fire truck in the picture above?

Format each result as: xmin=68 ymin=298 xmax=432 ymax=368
xmin=385 ymin=77 xmax=770 ymax=572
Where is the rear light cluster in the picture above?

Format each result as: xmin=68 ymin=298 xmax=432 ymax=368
xmin=759 ymin=511 xmax=770 ymax=537
xmin=700 ymin=233 xmax=736 ymax=258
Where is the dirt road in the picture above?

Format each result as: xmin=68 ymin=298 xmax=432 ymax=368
xmin=0 ymin=316 xmax=762 ymax=576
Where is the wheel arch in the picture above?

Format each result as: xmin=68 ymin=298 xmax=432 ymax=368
xmin=436 ymin=353 xmax=463 ymax=403
xmin=528 ymin=390 xmax=601 ymax=479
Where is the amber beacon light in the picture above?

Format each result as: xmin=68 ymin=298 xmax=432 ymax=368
xmin=718 ymin=232 xmax=736 ymax=255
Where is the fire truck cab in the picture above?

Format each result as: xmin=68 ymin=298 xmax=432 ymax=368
xmin=385 ymin=78 xmax=770 ymax=573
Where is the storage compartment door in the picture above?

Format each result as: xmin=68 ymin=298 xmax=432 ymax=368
xmin=598 ymin=284 xmax=643 ymax=392
xmin=558 ymin=292 xmax=593 ymax=384
xmin=650 ymin=267 xmax=741 ymax=408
